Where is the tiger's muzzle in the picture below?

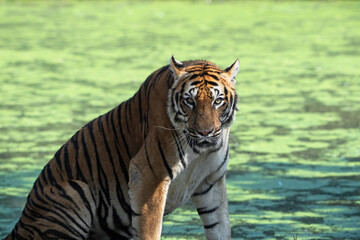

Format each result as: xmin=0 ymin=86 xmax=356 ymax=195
xmin=186 ymin=128 xmax=221 ymax=148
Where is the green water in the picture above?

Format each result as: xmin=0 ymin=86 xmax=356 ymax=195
xmin=0 ymin=1 xmax=359 ymax=239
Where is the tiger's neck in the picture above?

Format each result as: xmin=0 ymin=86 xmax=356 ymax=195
xmin=116 ymin=66 xmax=174 ymax=160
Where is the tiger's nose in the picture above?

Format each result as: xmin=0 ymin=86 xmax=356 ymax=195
xmin=196 ymin=128 xmax=213 ymax=137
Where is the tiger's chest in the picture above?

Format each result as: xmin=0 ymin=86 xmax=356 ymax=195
xmin=164 ymin=143 xmax=228 ymax=215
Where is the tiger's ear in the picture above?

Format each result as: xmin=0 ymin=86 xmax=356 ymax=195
xmin=169 ymin=55 xmax=187 ymax=81
xmin=222 ymin=59 xmax=240 ymax=85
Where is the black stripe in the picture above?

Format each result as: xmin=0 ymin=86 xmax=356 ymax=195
xmin=229 ymin=94 xmax=234 ymax=112
xmin=158 ymin=140 xmax=173 ymax=180
xmin=179 ymin=102 xmax=187 ymax=117
xmin=184 ymin=135 xmax=199 ymax=155
xmin=112 ymin=207 xmax=132 ymax=237
xmin=190 ymin=141 xmax=200 ymax=155
xmin=43 ymin=192 xmax=71 ymax=215
xmin=144 ymin=71 xmax=154 ymax=93
xmin=138 ymin=85 xmax=143 ymax=134
xmin=33 ymin=184 xmax=49 ymax=206
xmin=12 ymin=228 xmax=29 ymax=240
xmin=43 ymin=229 xmax=77 ymax=240
xmin=193 ymin=171 xmax=227 ymax=197
xmin=110 ymin=143 xmax=133 ymax=220
xmin=197 ymin=206 xmax=219 ymax=215
xmin=221 ymin=93 xmax=233 ymax=122
xmin=46 ymin=166 xmax=57 ymax=185
xmin=70 ymin=207 xmax=91 ymax=230
xmin=166 ymin=70 xmax=173 ymax=89
xmin=222 ymin=93 xmax=237 ymax=125
xmin=97 ymin=196 xmax=127 ymax=240
xmin=17 ymin=223 xmax=38 ymax=239
xmin=172 ymin=131 xmax=186 ymax=168
xmin=22 ymin=208 xmax=37 ymax=221
xmin=97 ymin=116 xmax=118 ymax=201
xmin=115 ymin=182 xmax=133 ymax=221
xmin=54 ymin=145 xmax=63 ymax=170
xmin=36 ymin=178 xmax=45 ymax=195
xmin=11 ymin=230 xmax=27 ymax=240
xmin=205 ymin=80 xmax=218 ymax=86
xmin=81 ymin=130 xmax=94 ymax=181
xmin=98 ymin=115 xmax=132 ymax=219
xmin=146 ymin=65 xmax=168 ymax=98
xmin=25 ymin=194 xmax=33 ymax=208
xmin=68 ymin=180 xmax=94 ymax=223
xmin=97 ymin=195 xmax=107 ymax=232
xmin=54 ymin=184 xmax=81 ymax=211
xmin=18 ymin=219 xmax=44 ymax=239
xmin=116 ymin=104 xmax=132 ymax=162
xmin=186 ymin=66 xmax=203 ymax=72
xmin=132 ymin=209 xmax=141 ymax=217
xmin=113 ymin=106 xmax=130 ymax=182
xmin=128 ymin=98 xmax=133 ymax=122
xmin=204 ymin=222 xmax=219 ymax=229
xmin=29 ymin=199 xmax=83 ymax=238
xmin=40 ymin=168 xmax=48 ymax=185
xmin=180 ymin=81 xmax=187 ymax=95
xmin=234 ymin=93 xmax=238 ymax=110
xmin=43 ymin=213 xmax=83 ymax=238
xmin=53 ymin=205 xmax=88 ymax=235
xmin=216 ymin=146 xmax=229 ymax=171
xmin=72 ymin=132 xmax=86 ymax=182
xmin=104 ymin=111 xmax=133 ymax=220
xmin=175 ymin=92 xmax=180 ymax=106
xmin=145 ymin=87 xmax=151 ymax=134
xmin=208 ymin=139 xmax=224 ymax=155
xmin=207 ymin=69 xmax=221 ymax=74
xmin=171 ymin=89 xmax=176 ymax=113
xmin=145 ymin=141 xmax=156 ymax=176
xmin=206 ymin=74 xmax=220 ymax=81
xmin=124 ymin=101 xmax=131 ymax=134
xmin=63 ymin=143 xmax=72 ymax=179
xmin=87 ymin=119 xmax=111 ymax=205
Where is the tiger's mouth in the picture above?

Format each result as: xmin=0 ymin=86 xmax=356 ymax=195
xmin=184 ymin=130 xmax=221 ymax=148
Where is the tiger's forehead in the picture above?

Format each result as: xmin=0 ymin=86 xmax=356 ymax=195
xmin=174 ymin=62 xmax=232 ymax=98
xmin=183 ymin=77 xmax=224 ymax=100
xmin=184 ymin=63 xmax=222 ymax=76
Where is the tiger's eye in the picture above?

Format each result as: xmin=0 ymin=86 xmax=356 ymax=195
xmin=214 ymin=98 xmax=223 ymax=105
xmin=184 ymin=98 xmax=194 ymax=106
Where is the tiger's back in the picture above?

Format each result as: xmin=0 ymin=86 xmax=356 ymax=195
xmin=4 ymin=57 xmax=239 ymax=240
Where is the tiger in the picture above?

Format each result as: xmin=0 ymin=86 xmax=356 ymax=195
xmin=3 ymin=56 xmax=240 ymax=240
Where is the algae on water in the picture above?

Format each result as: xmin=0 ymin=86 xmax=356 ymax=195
xmin=0 ymin=1 xmax=359 ymax=239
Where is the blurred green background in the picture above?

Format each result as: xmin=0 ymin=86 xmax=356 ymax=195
xmin=0 ymin=1 xmax=359 ymax=239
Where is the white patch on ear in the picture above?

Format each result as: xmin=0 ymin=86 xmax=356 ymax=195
xmin=222 ymin=59 xmax=240 ymax=85
xmin=169 ymin=55 xmax=186 ymax=81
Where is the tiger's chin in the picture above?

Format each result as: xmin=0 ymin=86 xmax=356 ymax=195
xmin=194 ymin=138 xmax=219 ymax=148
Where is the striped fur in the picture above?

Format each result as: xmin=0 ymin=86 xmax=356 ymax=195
xmin=4 ymin=56 xmax=239 ymax=240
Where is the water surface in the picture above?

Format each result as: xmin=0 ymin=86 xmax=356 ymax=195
xmin=0 ymin=1 xmax=359 ymax=239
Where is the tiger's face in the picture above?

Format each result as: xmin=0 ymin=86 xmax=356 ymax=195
xmin=168 ymin=56 xmax=239 ymax=150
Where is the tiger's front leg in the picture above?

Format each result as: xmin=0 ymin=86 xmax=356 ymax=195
xmin=128 ymin=144 xmax=172 ymax=240
xmin=192 ymin=173 xmax=231 ymax=240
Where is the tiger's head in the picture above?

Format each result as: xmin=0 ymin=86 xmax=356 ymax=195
xmin=167 ymin=56 xmax=239 ymax=150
